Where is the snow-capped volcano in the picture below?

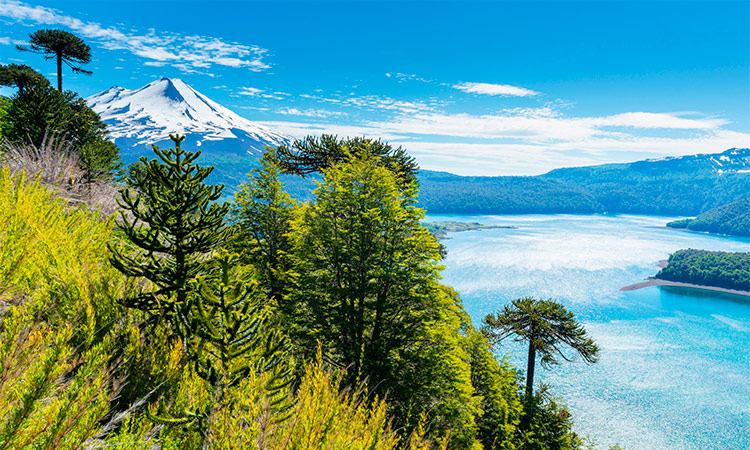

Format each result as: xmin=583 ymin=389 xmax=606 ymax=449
xmin=87 ymin=78 xmax=293 ymax=156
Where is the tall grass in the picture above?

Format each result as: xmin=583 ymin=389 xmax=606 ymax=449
xmin=0 ymin=135 xmax=118 ymax=216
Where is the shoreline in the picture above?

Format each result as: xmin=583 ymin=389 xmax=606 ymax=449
xmin=620 ymin=278 xmax=750 ymax=297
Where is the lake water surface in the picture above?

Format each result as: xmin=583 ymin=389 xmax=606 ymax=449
xmin=425 ymin=214 xmax=750 ymax=450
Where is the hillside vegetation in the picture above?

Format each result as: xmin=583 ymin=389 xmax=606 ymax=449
xmin=667 ymin=198 xmax=750 ymax=237
xmin=0 ymin=36 xmax=607 ymax=448
xmin=656 ymin=249 xmax=750 ymax=292
xmin=0 ymin=137 xmax=603 ymax=449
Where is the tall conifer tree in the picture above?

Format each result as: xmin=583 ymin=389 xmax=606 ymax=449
xmin=109 ymin=134 xmax=229 ymax=339
xmin=16 ymin=29 xmax=92 ymax=92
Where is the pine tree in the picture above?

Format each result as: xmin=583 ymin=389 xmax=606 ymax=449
xmin=147 ymin=253 xmax=292 ymax=448
xmin=109 ymin=134 xmax=229 ymax=340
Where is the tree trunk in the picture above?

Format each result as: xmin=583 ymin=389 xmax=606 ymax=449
xmin=56 ymin=53 xmax=62 ymax=92
xmin=525 ymin=341 xmax=536 ymax=398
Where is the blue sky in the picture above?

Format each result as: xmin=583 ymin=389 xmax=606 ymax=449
xmin=1 ymin=0 xmax=748 ymax=175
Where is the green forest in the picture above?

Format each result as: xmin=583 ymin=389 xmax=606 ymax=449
xmin=656 ymin=249 xmax=750 ymax=292
xmin=667 ymin=198 xmax=750 ymax=237
xmin=0 ymin=30 xmax=613 ymax=450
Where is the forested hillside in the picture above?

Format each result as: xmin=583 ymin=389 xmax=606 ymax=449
xmin=542 ymin=154 xmax=750 ymax=215
xmin=656 ymin=249 xmax=750 ymax=291
xmin=417 ymin=148 xmax=750 ymax=216
xmin=667 ymin=198 xmax=750 ymax=237
xmin=0 ymin=130 xmax=598 ymax=448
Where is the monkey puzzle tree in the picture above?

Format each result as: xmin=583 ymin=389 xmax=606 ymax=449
xmin=274 ymin=134 xmax=419 ymax=187
xmin=109 ymin=134 xmax=229 ymax=341
xmin=0 ymin=63 xmax=50 ymax=93
xmin=482 ymin=297 xmax=600 ymax=399
xmin=17 ymin=29 xmax=92 ymax=92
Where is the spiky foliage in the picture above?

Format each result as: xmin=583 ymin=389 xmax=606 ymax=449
xmin=16 ymin=29 xmax=92 ymax=91
xmin=110 ymin=349 xmax=433 ymax=450
xmin=110 ymin=134 xmax=229 ymax=339
xmin=229 ymin=149 xmax=297 ymax=305
xmin=0 ymin=63 xmax=49 ymax=93
xmin=275 ymin=134 xmax=419 ymax=186
xmin=482 ymin=297 xmax=600 ymax=399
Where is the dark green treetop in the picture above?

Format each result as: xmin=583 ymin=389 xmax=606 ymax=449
xmin=109 ymin=134 xmax=229 ymax=338
xmin=274 ymin=134 xmax=419 ymax=186
xmin=17 ymin=28 xmax=92 ymax=92
xmin=0 ymin=63 xmax=50 ymax=93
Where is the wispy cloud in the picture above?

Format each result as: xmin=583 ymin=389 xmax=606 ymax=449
xmin=0 ymin=36 xmax=10 ymax=45
xmin=0 ymin=0 xmax=271 ymax=73
xmin=300 ymin=92 xmax=441 ymax=114
xmin=365 ymin=108 xmax=727 ymax=141
xmin=256 ymin=102 xmax=748 ymax=175
xmin=388 ymin=72 xmax=433 ymax=83
xmin=454 ymin=81 xmax=539 ymax=97
xmin=238 ymin=87 xmax=264 ymax=97
xmin=236 ymin=87 xmax=289 ymax=99
xmin=275 ymin=107 xmax=347 ymax=118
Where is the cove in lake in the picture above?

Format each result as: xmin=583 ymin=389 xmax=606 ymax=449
xmin=426 ymin=214 xmax=750 ymax=450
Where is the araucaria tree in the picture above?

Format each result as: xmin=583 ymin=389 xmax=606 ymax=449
xmin=482 ymin=297 xmax=600 ymax=399
xmin=275 ymin=134 xmax=420 ymax=186
xmin=0 ymin=63 xmax=49 ymax=93
xmin=109 ymin=134 xmax=229 ymax=340
xmin=17 ymin=28 xmax=92 ymax=92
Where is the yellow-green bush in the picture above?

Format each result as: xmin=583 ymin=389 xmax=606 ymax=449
xmin=0 ymin=167 xmax=122 ymax=449
xmin=113 ymin=350 xmax=406 ymax=449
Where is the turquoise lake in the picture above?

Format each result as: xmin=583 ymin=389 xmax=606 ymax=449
xmin=425 ymin=214 xmax=750 ymax=450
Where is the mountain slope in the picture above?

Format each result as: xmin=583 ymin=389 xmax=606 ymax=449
xmin=667 ymin=198 xmax=750 ymax=236
xmin=536 ymin=148 xmax=750 ymax=215
xmin=87 ymin=77 xmax=293 ymax=155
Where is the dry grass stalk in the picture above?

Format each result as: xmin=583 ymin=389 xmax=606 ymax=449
xmin=0 ymin=134 xmax=119 ymax=217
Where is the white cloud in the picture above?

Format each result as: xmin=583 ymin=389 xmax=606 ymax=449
xmin=0 ymin=0 xmax=271 ymax=73
xmin=364 ymin=109 xmax=728 ymax=142
xmin=0 ymin=36 xmax=9 ymax=45
xmin=253 ymin=105 xmax=750 ymax=176
xmin=275 ymin=107 xmax=347 ymax=118
xmin=300 ymin=92 xmax=441 ymax=114
xmin=236 ymin=86 xmax=289 ymax=99
xmin=454 ymin=81 xmax=539 ymax=97
xmin=238 ymin=87 xmax=264 ymax=97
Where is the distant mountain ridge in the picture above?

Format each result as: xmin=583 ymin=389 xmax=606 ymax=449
xmin=87 ymin=79 xmax=750 ymax=215
xmin=417 ymin=148 xmax=750 ymax=215
xmin=87 ymin=77 xmax=293 ymax=158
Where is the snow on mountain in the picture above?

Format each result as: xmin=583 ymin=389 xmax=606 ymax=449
xmin=635 ymin=147 xmax=750 ymax=174
xmin=86 ymin=78 xmax=294 ymax=156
